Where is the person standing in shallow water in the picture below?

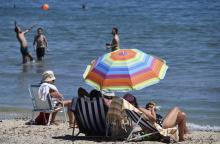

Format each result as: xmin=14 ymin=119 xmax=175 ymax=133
xmin=106 ymin=27 xmax=120 ymax=52
xmin=14 ymin=21 xmax=35 ymax=64
xmin=33 ymin=28 xmax=48 ymax=61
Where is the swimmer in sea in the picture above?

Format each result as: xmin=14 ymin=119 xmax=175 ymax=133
xmin=14 ymin=21 xmax=35 ymax=64
xmin=106 ymin=27 xmax=120 ymax=52
xmin=33 ymin=28 xmax=48 ymax=61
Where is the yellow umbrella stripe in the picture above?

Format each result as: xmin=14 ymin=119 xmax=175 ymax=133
xmin=84 ymin=79 xmax=101 ymax=90
xmin=159 ymin=64 xmax=168 ymax=79
xmin=133 ymin=78 xmax=161 ymax=90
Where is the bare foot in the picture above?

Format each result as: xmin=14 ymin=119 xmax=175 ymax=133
xmin=50 ymin=121 xmax=59 ymax=126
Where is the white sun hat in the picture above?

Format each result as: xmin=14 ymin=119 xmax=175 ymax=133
xmin=101 ymin=90 xmax=115 ymax=97
xmin=42 ymin=70 xmax=56 ymax=82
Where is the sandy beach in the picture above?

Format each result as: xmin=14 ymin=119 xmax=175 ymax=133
xmin=0 ymin=119 xmax=219 ymax=144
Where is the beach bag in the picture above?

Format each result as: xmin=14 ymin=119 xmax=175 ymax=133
xmin=34 ymin=112 xmax=50 ymax=125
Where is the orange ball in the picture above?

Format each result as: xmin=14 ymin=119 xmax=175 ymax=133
xmin=41 ymin=4 xmax=49 ymax=11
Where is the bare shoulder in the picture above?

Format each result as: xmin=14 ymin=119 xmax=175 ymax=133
xmin=139 ymin=107 xmax=150 ymax=114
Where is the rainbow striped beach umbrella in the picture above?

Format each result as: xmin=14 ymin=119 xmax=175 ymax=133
xmin=83 ymin=49 xmax=168 ymax=92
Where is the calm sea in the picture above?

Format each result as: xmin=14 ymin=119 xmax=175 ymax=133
xmin=0 ymin=0 xmax=220 ymax=131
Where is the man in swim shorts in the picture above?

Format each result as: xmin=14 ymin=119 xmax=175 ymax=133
xmin=33 ymin=28 xmax=48 ymax=61
xmin=14 ymin=21 xmax=35 ymax=64
xmin=106 ymin=27 xmax=120 ymax=52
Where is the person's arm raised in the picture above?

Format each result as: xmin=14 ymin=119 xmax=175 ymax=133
xmin=14 ymin=20 xmax=17 ymax=27
xmin=24 ymin=24 xmax=36 ymax=33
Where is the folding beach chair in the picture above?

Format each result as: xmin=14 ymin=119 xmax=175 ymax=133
xmin=28 ymin=84 xmax=67 ymax=125
xmin=125 ymin=109 xmax=159 ymax=141
xmin=71 ymin=95 xmax=108 ymax=137
xmin=125 ymin=109 xmax=177 ymax=142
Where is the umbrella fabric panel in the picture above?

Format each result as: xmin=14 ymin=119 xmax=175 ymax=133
xmin=92 ymin=56 xmax=153 ymax=76
xmin=87 ymin=58 xmax=166 ymax=82
xmin=83 ymin=49 xmax=168 ymax=92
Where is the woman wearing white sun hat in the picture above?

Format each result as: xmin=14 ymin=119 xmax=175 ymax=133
xmin=38 ymin=70 xmax=74 ymax=127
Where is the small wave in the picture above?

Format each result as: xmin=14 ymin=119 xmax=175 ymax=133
xmin=187 ymin=123 xmax=220 ymax=132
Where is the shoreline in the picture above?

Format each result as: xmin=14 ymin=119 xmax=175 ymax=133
xmin=0 ymin=119 xmax=220 ymax=144
xmin=1 ymin=106 xmax=220 ymax=132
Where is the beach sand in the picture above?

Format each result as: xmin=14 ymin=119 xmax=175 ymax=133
xmin=0 ymin=119 xmax=220 ymax=144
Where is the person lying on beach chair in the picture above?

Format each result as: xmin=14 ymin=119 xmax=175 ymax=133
xmin=71 ymin=89 xmax=108 ymax=137
xmin=38 ymin=70 xmax=75 ymax=127
xmin=140 ymin=102 xmax=188 ymax=142
xmin=123 ymin=93 xmax=188 ymax=142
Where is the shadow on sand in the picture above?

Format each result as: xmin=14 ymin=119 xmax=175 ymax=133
xmin=52 ymin=135 xmax=124 ymax=143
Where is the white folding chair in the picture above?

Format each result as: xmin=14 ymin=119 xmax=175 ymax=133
xmin=28 ymin=84 xmax=67 ymax=125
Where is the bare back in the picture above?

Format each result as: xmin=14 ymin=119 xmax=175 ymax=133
xmin=111 ymin=34 xmax=119 ymax=48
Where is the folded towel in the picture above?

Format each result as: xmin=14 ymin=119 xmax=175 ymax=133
xmin=38 ymin=83 xmax=58 ymax=101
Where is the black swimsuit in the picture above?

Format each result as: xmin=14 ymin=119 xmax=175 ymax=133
xmin=20 ymin=47 xmax=29 ymax=56
xmin=156 ymin=113 xmax=163 ymax=126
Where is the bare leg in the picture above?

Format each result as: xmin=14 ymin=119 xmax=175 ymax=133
xmin=63 ymin=100 xmax=75 ymax=126
xmin=176 ymin=112 xmax=186 ymax=141
xmin=50 ymin=100 xmax=75 ymax=126
xmin=50 ymin=104 xmax=63 ymax=124
xmin=28 ymin=53 xmax=34 ymax=61
xmin=50 ymin=111 xmax=58 ymax=124
xmin=162 ymin=107 xmax=187 ymax=141
xmin=181 ymin=112 xmax=188 ymax=134
xmin=22 ymin=55 xmax=27 ymax=64
xmin=162 ymin=107 xmax=180 ymax=128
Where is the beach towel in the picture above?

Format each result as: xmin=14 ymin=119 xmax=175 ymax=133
xmin=153 ymin=123 xmax=178 ymax=138
xmin=106 ymin=97 xmax=140 ymax=139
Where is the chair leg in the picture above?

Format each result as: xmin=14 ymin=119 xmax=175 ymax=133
xmin=127 ymin=114 xmax=143 ymax=141
xmin=61 ymin=101 xmax=67 ymax=123
xmin=31 ymin=111 xmax=35 ymax=121
xmin=72 ymin=121 xmax=75 ymax=136
xmin=128 ymin=131 xmax=159 ymax=142
xmin=72 ymin=121 xmax=80 ymax=136
xmin=105 ymin=123 xmax=110 ymax=137
xmin=47 ymin=113 xmax=52 ymax=126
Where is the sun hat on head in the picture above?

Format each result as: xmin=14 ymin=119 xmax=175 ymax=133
xmin=42 ymin=70 xmax=56 ymax=82
xmin=101 ymin=90 xmax=115 ymax=97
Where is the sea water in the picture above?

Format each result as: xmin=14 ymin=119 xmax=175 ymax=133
xmin=0 ymin=0 xmax=220 ymax=131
